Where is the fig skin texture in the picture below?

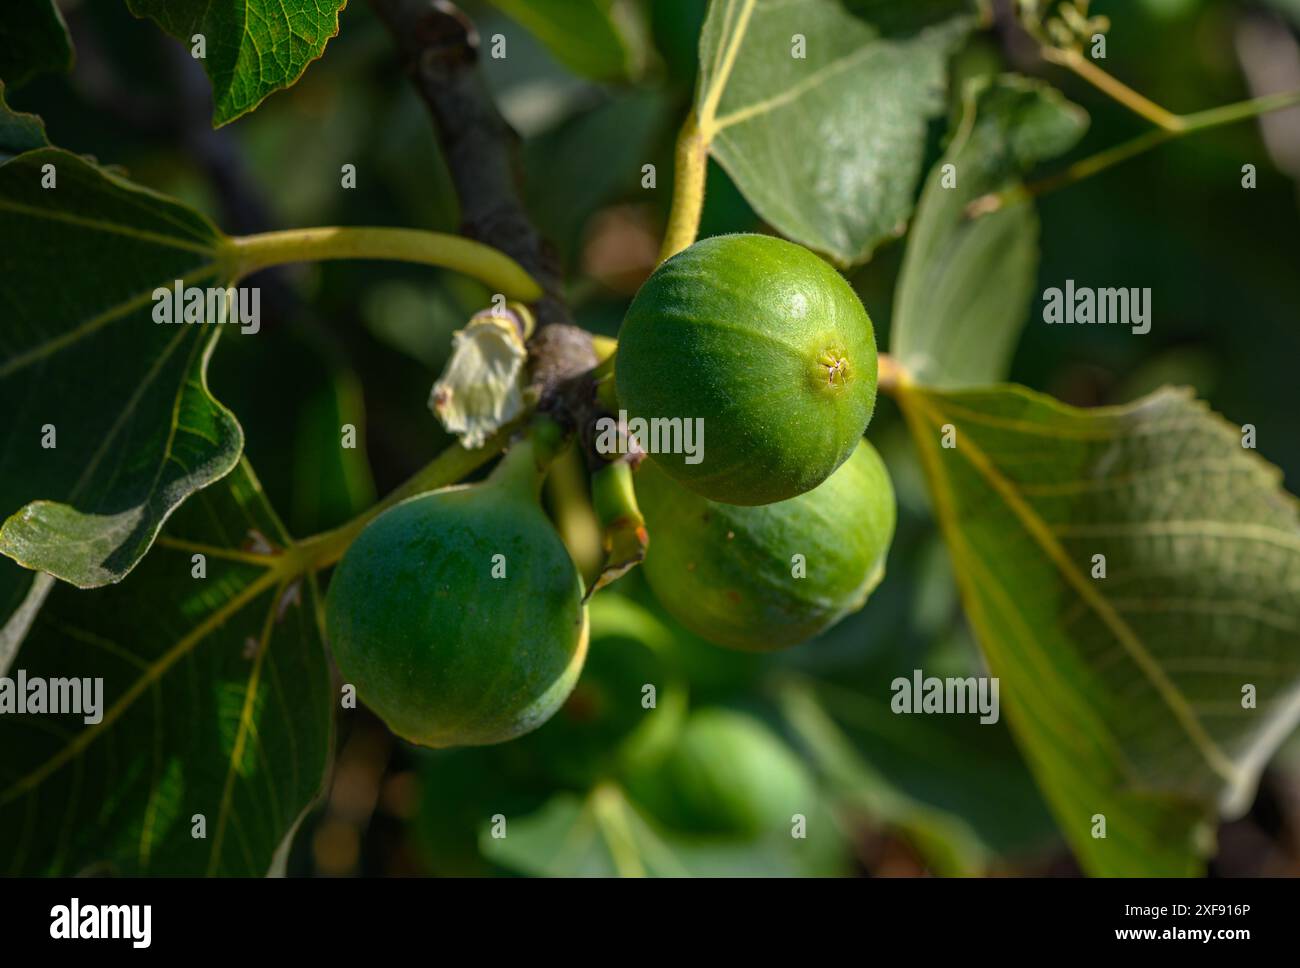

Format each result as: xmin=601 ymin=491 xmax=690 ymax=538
xmin=636 ymin=438 xmax=895 ymax=651
xmin=626 ymin=708 xmax=815 ymax=837
xmin=615 ymin=233 xmax=878 ymax=506
xmin=324 ymin=444 xmax=588 ymax=749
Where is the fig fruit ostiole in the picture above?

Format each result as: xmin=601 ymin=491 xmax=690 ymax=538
xmin=324 ymin=420 xmax=588 ymax=748
xmin=636 ymin=438 xmax=896 ymax=651
xmin=615 ymin=233 xmax=878 ymax=506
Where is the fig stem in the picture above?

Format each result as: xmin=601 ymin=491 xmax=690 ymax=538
xmin=224 ymin=226 xmax=543 ymax=302
xmin=487 ymin=416 xmax=571 ymax=499
xmin=285 ymin=420 xmax=526 ymax=574
xmin=546 ymin=447 xmax=605 ymax=582
xmin=222 ymin=415 xmax=571 ymax=586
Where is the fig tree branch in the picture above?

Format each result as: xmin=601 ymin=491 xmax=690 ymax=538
xmin=367 ymin=0 xmax=610 ymax=457
xmin=366 ymin=0 xmax=567 ymax=326
xmin=364 ymin=0 xmax=648 ymax=593
xmin=1042 ymin=46 xmax=1184 ymax=132
xmin=987 ymin=2 xmax=1300 ymax=217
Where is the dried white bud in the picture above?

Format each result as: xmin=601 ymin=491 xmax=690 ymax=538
xmin=429 ymin=304 xmax=533 ymax=448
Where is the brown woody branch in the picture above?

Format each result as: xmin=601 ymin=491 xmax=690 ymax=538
xmin=367 ymin=0 xmax=562 ymax=317
xmin=367 ymin=0 xmax=608 ymax=461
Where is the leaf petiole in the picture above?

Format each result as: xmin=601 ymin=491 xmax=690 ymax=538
xmin=658 ymin=0 xmax=757 ymax=263
xmin=224 ymin=226 xmax=543 ymax=302
xmin=659 ymin=112 xmax=710 ymax=263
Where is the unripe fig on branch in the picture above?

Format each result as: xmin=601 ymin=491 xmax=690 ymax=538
xmin=616 ymin=233 xmax=878 ymax=506
xmin=636 ymin=439 xmax=896 ymax=651
xmin=625 ymin=708 xmax=816 ymax=837
xmin=324 ymin=429 xmax=588 ymax=748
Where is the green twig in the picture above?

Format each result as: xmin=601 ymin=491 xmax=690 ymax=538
xmin=968 ymin=88 xmax=1300 ymax=218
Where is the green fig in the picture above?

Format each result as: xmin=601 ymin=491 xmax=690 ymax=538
xmin=636 ymin=438 xmax=895 ymax=651
xmin=324 ymin=434 xmax=588 ymax=748
xmin=615 ymin=233 xmax=877 ymax=506
xmin=625 ymin=708 xmax=815 ymax=837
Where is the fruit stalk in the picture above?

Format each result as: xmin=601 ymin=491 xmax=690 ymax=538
xmin=286 ymin=422 xmax=523 ymax=575
xmin=485 ymin=416 xmax=570 ymax=499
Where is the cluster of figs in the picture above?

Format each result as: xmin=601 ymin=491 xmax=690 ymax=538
xmin=325 ymin=234 xmax=895 ymax=749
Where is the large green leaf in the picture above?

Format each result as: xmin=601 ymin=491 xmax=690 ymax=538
xmin=0 ymin=461 xmax=333 ymax=875
xmin=694 ymin=0 xmax=977 ymax=265
xmin=0 ymin=147 xmax=244 ymax=589
xmin=899 ymin=382 xmax=1300 ymax=875
xmin=486 ymin=0 xmax=648 ymax=82
xmin=0 ymin=0 xmax=73 ymax=88
xmin=892 ymin=75 xmax=1088 ymax=387
xmin=124 ymin=0 xmax=348 ymax=127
